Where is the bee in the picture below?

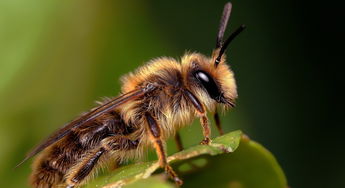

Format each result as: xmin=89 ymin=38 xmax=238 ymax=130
xmin=18 ymin=2 xmax=245 ymax=188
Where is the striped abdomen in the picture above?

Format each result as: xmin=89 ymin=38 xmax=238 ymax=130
xmin=30 ymin=110 xmax=138 ymax=188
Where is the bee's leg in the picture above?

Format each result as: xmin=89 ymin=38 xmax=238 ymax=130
xmin=65 ymin=136 xmax=138 ymax=187
xmin=174 ymin=132 xmax=184 ymax=151
xmin=214 ymin=108 xmax=224 ymax=135
xmin=65 ymin=147 xmax=106 ymax=187
xmin=183 ymin=89 xmax=211 ymax=145
xmin=199 ymin=115 xmax=211 ymax=145
xmin=145 ymin=112 xmax=183 ymax=186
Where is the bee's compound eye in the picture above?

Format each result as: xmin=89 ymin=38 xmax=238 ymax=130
xmin=194 ymin=70 xmax=221 ymax=100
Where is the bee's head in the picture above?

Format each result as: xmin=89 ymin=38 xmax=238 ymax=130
xmin=181 ymin=52 xmax=237 ymax=111
xmin=181 ymin=2 xmax=245 ymax=111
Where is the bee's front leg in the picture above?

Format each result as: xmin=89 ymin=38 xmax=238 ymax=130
xmin=183 ymin=89 xmax=211 ymax=145
xmin=199 ymin=115 xmax=211 ymax=145
xmin=145 ymin=112 xmax=183 ymax=186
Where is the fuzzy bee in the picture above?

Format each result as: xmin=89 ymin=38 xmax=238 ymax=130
xmin=18 ymin=2 xmax=245 ymax=188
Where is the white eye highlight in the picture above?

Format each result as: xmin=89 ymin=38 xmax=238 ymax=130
xmin=197 ymin=72 xmax=209 ymax=82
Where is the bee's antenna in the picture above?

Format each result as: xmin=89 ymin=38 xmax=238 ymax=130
xmin=216 ymin=2 xmax=232 ymax=49
xmin=215 ymin=24 xmax=246 ymax=67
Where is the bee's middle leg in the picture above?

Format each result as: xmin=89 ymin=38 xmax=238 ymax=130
xmin=214 ymin=108 xmax=224 ymax=135
xmin=145 ymin=112 xmax=183 ymax=186
xmin=65 ymin=135 xmax=138 ymax=187
xmin=174 ymin=132 xmax=184 ymax=151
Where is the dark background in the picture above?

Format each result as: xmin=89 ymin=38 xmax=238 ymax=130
xmin=0 ymin=0 xmax=344 ymax=187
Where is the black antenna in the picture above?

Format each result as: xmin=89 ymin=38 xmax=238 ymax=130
xmin=216 ymin=2 xmax=232 ymax=49
xmin=215 ymin=25 xmax=246 ymax=67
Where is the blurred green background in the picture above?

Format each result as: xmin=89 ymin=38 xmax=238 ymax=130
xmin=0 ymin=0 xmax=344 ymax=188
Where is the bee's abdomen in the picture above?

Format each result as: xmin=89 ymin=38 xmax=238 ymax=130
xmin=30 ymin=131 xmax=96 ymax=187
xmin=30 ymin=159 xmax=63 ymax=188
xmin=30 ymin=110 xmax=138 ymax=187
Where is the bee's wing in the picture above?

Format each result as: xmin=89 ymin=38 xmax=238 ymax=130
xmin=16 ymin=84 xmax=157 ymax=167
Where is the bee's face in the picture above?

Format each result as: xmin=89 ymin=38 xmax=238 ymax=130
xmin=181 ymin=52 xmax=237 ymax=111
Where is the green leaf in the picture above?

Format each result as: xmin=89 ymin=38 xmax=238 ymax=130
xmin=85 ymin=130 xmax=287 ymax=188
xmin=181 ymin=135 xmax=288 ymax=188
xmin=122 ymin=175 xmax=175 ymax=188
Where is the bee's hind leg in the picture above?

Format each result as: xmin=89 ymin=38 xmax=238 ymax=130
xmin=65 ymin=147 xmax=106 ymax=187
xmin=65 ymin=136 xmax=139 ymax=187
xmin=145 ymin=112 xmax=183 ymax=186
